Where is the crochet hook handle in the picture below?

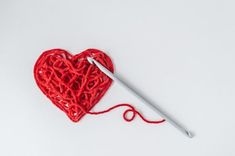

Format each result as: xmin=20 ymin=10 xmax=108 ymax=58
xmin=87 ymin=57 xmax=193 ymax=138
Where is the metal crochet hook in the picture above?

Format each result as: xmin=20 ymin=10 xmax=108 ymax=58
xmin=87 ymin=57 xmax=193 ymax=138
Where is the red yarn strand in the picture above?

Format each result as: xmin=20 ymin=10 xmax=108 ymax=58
xmin=88 ymin=104 xmax=165 ymax=124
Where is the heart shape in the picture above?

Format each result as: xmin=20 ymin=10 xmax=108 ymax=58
xmin=34 ymin=49 xmax=114 ymax=122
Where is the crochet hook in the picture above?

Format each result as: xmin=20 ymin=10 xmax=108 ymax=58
xmin=87 ymin=57 xmax=193 ymax=138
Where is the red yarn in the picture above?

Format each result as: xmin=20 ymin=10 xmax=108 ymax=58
xmin=34 ymin=49 xmax=165 ymax=124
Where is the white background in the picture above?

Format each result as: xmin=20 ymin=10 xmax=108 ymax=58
xmin=1 ymin=0 xmax=235 ymax=155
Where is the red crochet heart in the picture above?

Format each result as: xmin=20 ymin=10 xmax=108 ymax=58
xmin=34 ymin=49 xmax=114 ymax=122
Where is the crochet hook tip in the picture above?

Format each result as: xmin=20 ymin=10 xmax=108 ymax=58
xmin=87 ymin=57 xmax=94 ymax=64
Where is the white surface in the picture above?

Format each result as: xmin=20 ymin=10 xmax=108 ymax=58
xmin=0 ymin=0 xmax=235 ymax=155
